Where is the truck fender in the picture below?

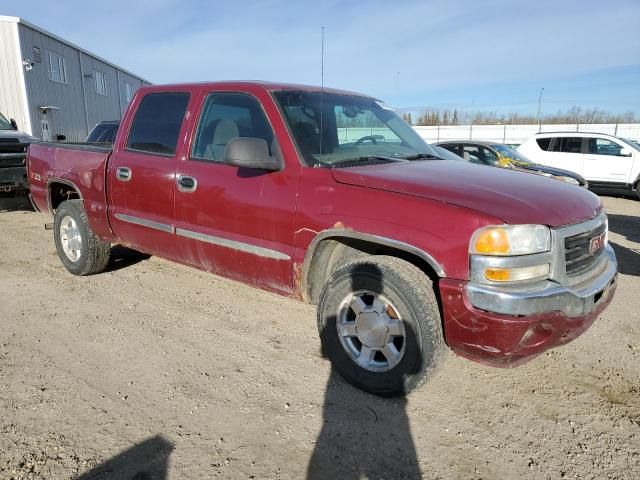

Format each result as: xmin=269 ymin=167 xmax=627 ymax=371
xmin=300 ymin=228 xmax=446 ymax=303
xmin=46 ymin=177 xmax=83 ymax=214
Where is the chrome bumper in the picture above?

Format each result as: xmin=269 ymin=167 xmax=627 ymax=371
xmin=466 ymin=245 xmax=617 ymax=317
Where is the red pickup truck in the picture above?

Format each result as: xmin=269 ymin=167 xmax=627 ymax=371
xmin=27 ymin=82 xmax=618 ymax=396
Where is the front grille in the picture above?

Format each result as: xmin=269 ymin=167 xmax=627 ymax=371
xmin=0 ymin=143 xmax=28 ymax=167
xmin=564 ymin=222 xmax=606 ymax=276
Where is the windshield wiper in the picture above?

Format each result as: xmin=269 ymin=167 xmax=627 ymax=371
xmin=330 ymin=156 xmax=407 ymax=168
xmin=400 ymin=153 xmax=442 ymax=160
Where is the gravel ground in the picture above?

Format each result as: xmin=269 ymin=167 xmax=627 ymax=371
xmin=0 ymin=194 xmax=638 ymax=480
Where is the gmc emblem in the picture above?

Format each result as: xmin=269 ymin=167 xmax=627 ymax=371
xmin=589 ymin=232 xmax=606 ymax=254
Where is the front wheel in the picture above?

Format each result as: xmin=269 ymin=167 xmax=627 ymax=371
xmin=317 ymin=255 xmax=445 ymax=396
xmin=53 ymin=199 xmax=111 ymax=276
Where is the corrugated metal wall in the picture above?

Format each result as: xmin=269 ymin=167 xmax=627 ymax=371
xmin=0 ymin=22 xmax=29 ymax=134
xmin=117 ymin=71 xmax=147 ymax=116
xmin=12 ymin=20 xmax=148 ymax=142
xmin=79 ymin=52 xmax=122 ymax=132
xmin=18 ymin=23 xmax=88 ymax=141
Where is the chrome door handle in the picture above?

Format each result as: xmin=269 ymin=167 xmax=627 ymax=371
xmin=116 ymin=167 xmax=132 ymax=181
xmin=177 ymin=175 xmax=197 ymax=192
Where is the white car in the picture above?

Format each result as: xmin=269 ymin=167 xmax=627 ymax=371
xmin=518 ymin=132 xmax=640 ymax=199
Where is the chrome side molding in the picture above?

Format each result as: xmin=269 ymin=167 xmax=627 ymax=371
xmin=114 ymin=213 xmax=174 ymax=233
xmin=175 ymin=228 xmax=291 ymax=261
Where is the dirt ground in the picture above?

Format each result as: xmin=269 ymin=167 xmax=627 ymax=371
xmin=0 ymin=194 xmax=639 ymax=480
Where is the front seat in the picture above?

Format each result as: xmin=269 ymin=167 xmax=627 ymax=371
xmin=204 ymin=119 xmax=239 ymax=160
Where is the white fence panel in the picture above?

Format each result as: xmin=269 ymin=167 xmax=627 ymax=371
xmin=413 ymin=123 xmax=640 ymax=144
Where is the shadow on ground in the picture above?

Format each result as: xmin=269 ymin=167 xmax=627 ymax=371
xmin=307 ymin=369 xmax=422 ymax=479
xmin=76 ymin=435 xmax=173 ymax=480
xmin=607 ymin=213 xmax=640 ymax=277
xmin=308 ymin=262 xmax=423 ymax=479
xmin=0 ymin=193 xmax=34 ymax=213
xmin=610 ymin=242 xmax=640 ymax=277
xmin=107 ymin=245 xmax=151 ymax=272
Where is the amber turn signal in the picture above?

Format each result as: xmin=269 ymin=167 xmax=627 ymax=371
xmin=474 ymin=228 xmax=510 ymax=255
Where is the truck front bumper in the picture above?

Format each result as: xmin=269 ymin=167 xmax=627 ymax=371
xmin=439 ymin=245 xmax=617 ymax=367
xmin=0 ymin=167 xmax=29 ymax=192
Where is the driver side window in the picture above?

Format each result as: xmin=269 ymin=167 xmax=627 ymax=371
xmin=463 ymin=145 xmax=485 ymax=164
xmin=588 ymin=138 xmax=622 ymax=156
xmin=191 ymin=92 xmax=274 ymax=162
xmin=481 ymin=146 xmax=500 ymax=165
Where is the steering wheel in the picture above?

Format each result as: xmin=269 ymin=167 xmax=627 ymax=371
xmin=354 ymin=135 xmax=378 ymax=145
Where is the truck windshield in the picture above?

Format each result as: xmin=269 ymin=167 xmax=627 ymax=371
xmin=0 ymin=112 xmax=13 ymax=130
xmin=273 ymin=90 xmax=437 ymax=167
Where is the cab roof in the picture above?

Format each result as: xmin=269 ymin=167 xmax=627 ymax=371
xmin=138 ymin=81 xmax=371 ymax=98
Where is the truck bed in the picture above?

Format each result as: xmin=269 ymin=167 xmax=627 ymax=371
xmin=27 ymin=141 xmax=115 ymax=239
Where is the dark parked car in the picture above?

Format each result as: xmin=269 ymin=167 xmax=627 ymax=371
xmin=0 ymin=111 xmax=36 ymax=194
xmin=431 ymin=144 xmax=464 ymax=161
xmin=435 ymin=140 xmax=587 ymax=187
xmin=86 ymin=120 xmax=119 ymax=143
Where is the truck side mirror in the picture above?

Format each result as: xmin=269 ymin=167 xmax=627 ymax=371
xmin=619 ymin=147 xmax=632 ymax=157
xmin=9 ymin=118 xmax=18 ymax=130
xmin=224 ymin=137 xmax=281 ymax=171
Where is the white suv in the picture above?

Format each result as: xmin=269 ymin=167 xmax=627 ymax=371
xmin=518 ymin=132 xmax=640 ymax=199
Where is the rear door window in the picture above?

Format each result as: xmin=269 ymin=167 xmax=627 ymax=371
xmin=439 ymin=143 xmax=462 ymax=157
xmin=126 ymin=92 xmax=190 ymax=156
xmin=552 ymin=137 xmax=583 ymax=153
xmin=536 ymin=138 xmax=552 ymax=151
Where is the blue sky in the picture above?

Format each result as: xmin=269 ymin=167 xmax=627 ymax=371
xmin=5 ymin=0 xmax=640 ymax=115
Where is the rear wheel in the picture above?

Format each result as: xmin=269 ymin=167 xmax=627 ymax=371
xmin=317 ymin=255 xmax=445 ymax=396
xmin=635 ymin=180 xmax=640 ymax=201
xmin=53 ymin=199 xmax=111 ymax=275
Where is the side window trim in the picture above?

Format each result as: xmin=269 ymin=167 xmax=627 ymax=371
xmin=580 ymin=138 xmax=587 ymax=154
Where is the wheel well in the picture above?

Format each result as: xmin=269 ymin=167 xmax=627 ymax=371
xmin=304 ymin=236 xmax=441 ymax=305
xmin=49 ymin=182 xmax=80 ymax=211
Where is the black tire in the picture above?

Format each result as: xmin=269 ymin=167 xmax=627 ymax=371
xmin=635 ymin=181 xmax=640 ymax=201
xmin=53 ymin=199 xmax=111 ymax=276
xmin=317 ymin=255 xmax=445 ymax=397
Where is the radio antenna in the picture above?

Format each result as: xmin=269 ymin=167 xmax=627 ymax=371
xmin=319 ymin=25 xmax=324 ymax=155
xmin=321 ymin=26 xmax=325 ymax=90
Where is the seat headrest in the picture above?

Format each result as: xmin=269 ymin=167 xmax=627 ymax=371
xmin=213 ymin=119 xmax=239 ymax=145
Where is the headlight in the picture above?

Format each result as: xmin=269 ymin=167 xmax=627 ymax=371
xmin=469 ymin=225 xmax=552 ymax=284
xmin=555 ymin=175 xmax=580 ymax=185
xmin=470 ymin=225 xmax=551 ymax=256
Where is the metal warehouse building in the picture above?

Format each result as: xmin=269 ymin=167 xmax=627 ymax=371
xmin=0 ymin=16 xmax=150 ymax=142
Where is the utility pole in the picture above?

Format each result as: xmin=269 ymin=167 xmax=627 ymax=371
xmin=537 ymin=87 xmax=545 ymax=132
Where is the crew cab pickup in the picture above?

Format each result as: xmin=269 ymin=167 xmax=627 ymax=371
xmin=27 ymin=82 xmax=618 ymax=396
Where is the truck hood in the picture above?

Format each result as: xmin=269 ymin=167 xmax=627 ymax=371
xmin=0 ymin=130 xmax=37 ymax=143
xmin=331 ymin=160 xmax=601 ymax=227
xmin=513 ymin=163 xmax=587 ymax=185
